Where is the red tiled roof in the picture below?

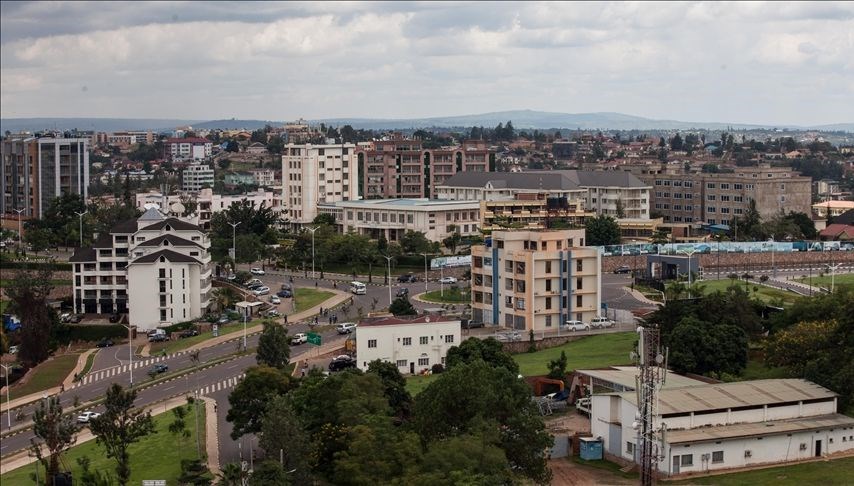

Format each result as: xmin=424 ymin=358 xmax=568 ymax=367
xmin=819 ymin=224 xmax=854 ymax=239
xmin=359 ymin=315 xmax=458 ymax=327
xmin=166 ymin=137 xmax=211 ymax=144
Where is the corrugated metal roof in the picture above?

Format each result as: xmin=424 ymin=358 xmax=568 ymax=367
xmin=617 ymin=379 xmax=836 ymax=414
xmin=440 ymin=170 xmax=649 ymax=190
xmin=666 ymin=414 xmax=854 ymax=444
xmin=577 ymin=366 xmax=706 ymax=391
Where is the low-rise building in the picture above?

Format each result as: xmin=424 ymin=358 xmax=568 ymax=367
xmin=355 ymin=315 xmax=460 ymax=375
xmin=318 ymin=198 xmax=480 ymax=242
xmin=182 ymin=163 xmax=214 ymax=192
xmin=813 ymin=200 xmax=854 ymax=219
xmin=249 ymin=168 xmax=276 ymax=187
xmin=165 ymin=137 xmax=212 ymax=161
xmin=246 ymin=142 xmax=268 ymax=155
xmin=470 ymin=229 xmax=601 ymax=330
xmin=70 ymin=208 xmax=211 ymax=330
xmin=479 ymin=193 xmax=594 ymax=233
xmin=591 ymin=378 xmax=854 ymax=476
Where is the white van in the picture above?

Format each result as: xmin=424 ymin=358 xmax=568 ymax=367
xmin=349 ymin=281 xmax=367 ymax=295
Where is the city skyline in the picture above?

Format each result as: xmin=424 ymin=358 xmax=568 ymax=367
xmin=1 ymin=1 xmax=853 ymax=126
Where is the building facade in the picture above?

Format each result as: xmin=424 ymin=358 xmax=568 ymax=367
xmin=355 ymin=315 xmax=460 ymax=375
xmin=135 ymin=188 xmax=277 ymax=230
xmin=182 ymin=163 xmax=215 ymax=192
xmin=318 ymin=198 xmax=481 ymax=242
xmin=70 ymin=208 xmax=211 ymax=330
xmin=358 ymin=138 xmax=492 ymax=200
xmin=165 ymin=137 xmax=213 ymax=161
xmin=282 ymin=143 xmax=359 ymax=225
xmin=591 ymin=379 xmax=854 ymax=476
xmin=634 ymin=164 xmax=812 ymax=225
xmin=1 ymin=137 xmax=90 ymax=218
xmin=249 ymin=168 xmax=276 ymax=187
xmin=470 ymin=229 xmax=602 ymax=331
xmin=479 ymin=193 xmax=594 ymax=234
xmin=813 ymin=200 xmax=854 ymax=219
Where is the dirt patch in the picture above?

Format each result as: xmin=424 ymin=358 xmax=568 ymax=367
xmin=549 ymin=458 xmax=636 ymax=486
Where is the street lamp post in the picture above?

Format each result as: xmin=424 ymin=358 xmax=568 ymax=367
xmin=440 ymin=264 xmax=445 ymax=297
xmin=228 ymin=222 xmax=241 ymax=263
xmin=13 ymin=208 xmax=24 ymax=250
xmin=769 ymin=236 xmax=776 ymax=279
xmin=121 ymin=325 xmax=134 ymax=388
xmin=829 ymin=263 xmax=842 ymax=293
xmin=0 ymin=364 xmax=11 ymax=429
xmin=420 ymin=252 xmax=431 ymax=294
xmin=307 ymin=227 xmax=319 ymax=280
xmin=680 ymin=249 xmax=697 ymax=297
xmin=75 ymin=210 xmax=87 ymax=248
xmin=383 ymin=255 xmax=393 ymax=305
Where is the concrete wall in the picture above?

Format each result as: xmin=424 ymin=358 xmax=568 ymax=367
xmin=601 ymin=251 xmax=854 ymax=273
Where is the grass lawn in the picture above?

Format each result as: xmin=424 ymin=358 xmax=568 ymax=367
xmin=9 ymin=353 xmax=79 ymax=400
xmin=420 ymin=288 xmax=470 ymax=304
xmin=79 ymin=352 xmax=97 ymax=378
xmin=672 ymin=456 xmax=854 ymax=485
xmin=405 ymin=374 xmax=440 ymax=396
xmin=570 ymin=456 xmax=638 ymax=479
xmin=684 ymin=279 xmax=802 ymax=306
xmin=513 ymin=332 xmax=638 ymax=377
xmin=149 ymin=322 xmax=249 ymax=355
xmin=0 ymin=401 xmax=208 ymax=485
xmin=294 ymin=288 xmax=334 ymax=313
xmin=795 ymin=273 xmax=854 ymax=292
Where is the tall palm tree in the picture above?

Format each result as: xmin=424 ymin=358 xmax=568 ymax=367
xmin=216 ymin=462 xmax=246 ymax=485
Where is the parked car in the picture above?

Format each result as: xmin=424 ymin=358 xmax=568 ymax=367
xmin=291 ymin=333 xmax=308 ymax=345
xmin=266 ymin=309 xmax=280 ymax=317
xmin=245 ymin=279 xmax=263 ymax=288
xmin=276 ymin=289 xmax=292 ymax=298
xmin=179 ymin=329 xmax=200 ymax=338
xmin=76 ymin=411 xmax=101 ymax=423
xmin=148 ymin=334 xmax=169 ymax=342
xmin=250 ymin=268 xmax=265 ymax=275
xmin=563 ymin=320 xmax=590 ymax=332
xmin=150 ymin=363 xmax=168 ymax=374
xmin=269 ymin=295 xmax=281 ymax=304
xmin=217 ymin=315 xmax=231 ymax=325
xmin=397 ymin=274 xmax=417 ymax=283
xmin=96 ymin=339 xmax=114 ymax=348
xmin=8 ymin=345 xmax=19 ymax=354
xmin=336 ymin=322 xmax=357 ymax=334
xmin=590 ymin=316 xmax=614 ymax=329
xmin=59 ymin=313 xmax=72 ymax=323
xmin=439 ymin=276 xmax=457 ymax=284
xmin=328 ymin=355 xmax=357 ymax=372
xmin=70 ymin=314 xmax=84 ymax=323
xmin=613 ymin=266 xmax=632 ymax=274
xmin=247 ymin=283 xmax=264 ymax=291
xmin=253 ymin=286 xmax=270 ymax=296
xmin=396 ymin=288 xmax=409 ymax=297
xmin=462 ymin=319 xmax=484 ymax=329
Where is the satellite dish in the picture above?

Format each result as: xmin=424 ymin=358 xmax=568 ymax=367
xmin=171 ymin=202 xmax=185 ymax=214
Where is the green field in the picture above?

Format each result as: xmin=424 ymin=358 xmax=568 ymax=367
xmin=513 ymin=332 xmax=638 ymax=377
xmin=0 ymin=401 xmax=208 ymax=485
xmin=420 ymin=288 xmax=470 ymax=304
xmin=672 ymin=456 xmax=854 ymax=485
xmin=9 ymin=353 xmax=79 ymax=400
xmin=682 ymin=279 xmax=802 ymax=306
xmin=293 ymin=288 xmax=334 ymax=313
xmin=149 ymin=322 xmax=248 ymax=355
xmin=795 ymin=273 xmax=854 ymax=292
xmin=405 ymin=374 xmax=441 ymax=396
xmin=79 ymin=352 xmax=97 ymax=378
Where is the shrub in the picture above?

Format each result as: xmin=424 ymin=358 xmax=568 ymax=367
xmin=431 ymin=363 xmax=444 ymax=374
xmin=163 ymin=320 xmax=197 ymax=333
xmin=58 ymin=325 xmax=126 ymax=343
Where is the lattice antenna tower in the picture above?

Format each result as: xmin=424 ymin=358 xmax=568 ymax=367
xmin=632 ymin=325 xmax=667 ymax=486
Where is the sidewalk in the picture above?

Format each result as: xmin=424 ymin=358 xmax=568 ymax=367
xmin=0 ymin=350 xmax=93 ymax=414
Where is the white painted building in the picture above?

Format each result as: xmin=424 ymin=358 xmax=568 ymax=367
xmin=135 ymin=188 xmax=277 ymax=230
xmin=590 ymin=379 xmax=854 ymax=477
xmin=166 ymin=137 xmax=213 ymax=161
xmin=282 ymin=143 xmax=358 ymax=226
xmin=355 ymin=315 xmax=461 ymax=375
xmin=318 ymin=198 xmax=481 ymax=242
xmin=70 ymin=208 xmax=211 ymax=330
xmin=249 ymin=168 xmax=276 ymax=187
xmin=182 ymin=163 xmax=215 ymax=192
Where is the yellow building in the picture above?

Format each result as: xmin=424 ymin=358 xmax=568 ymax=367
xmin=470 ymin=229 xmax=602 ymax=331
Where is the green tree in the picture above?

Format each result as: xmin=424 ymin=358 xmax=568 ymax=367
xmin=30 ymin=396 xmax=78 ymax=480
xmin=248 ymin=461 xmax=289 ymax=486
xmin=331 ymin=417 xmax=422 ymax=486
xmin=90 ymin=384 xmax=156 ymax=486
xmin=400 ymin=230 xmax=432 ymax=254
xmin=256 ymin=321 xmax=291 ymax=370
xmin=313 ymin=213 xmax=336 ymax=226
xmin=411 ymin=425 xmax=512 ymax=485
xmin=389 ymin=296 xmax=417 ymax=316
xmin=666 ymin=317 xmax=748 ymax=376
xmin=784 ymin=211 xmax=817 ymax=239
xmin=615 ymin=199 xmax=626 ymax=218
xmin=24 ymin=227 xmax=54 ymax=252
xmin=258 ymin=396 xmax=312 ymax=485
xmin=547 ymin=350 xmax=568 ymax=379
xmin=366 ymin=360 xmax=413 ymax=419
xmin=226 ymin=365 xmax=293 ymax=438
xmin=212 ymin=286 xmax=239 ymax=312
xmin=77 ymin=456 xmax=114 ymax=486
xmin=442 ymin=225 xmax=462 ymax=254
xmin=445 ymin=337 xmax=519 ymax=374
xmin=5 ymin=267 xmax=58 ymax=367
xmin=177 ymin=458 xmax=212 ymax=486
xmin=670 ymin=133 xmax=683 ymax=151
xmin=216 ymin=463 xmax=247 ymax=486
xmin=584 ymin=215 xmax=621 ymax=246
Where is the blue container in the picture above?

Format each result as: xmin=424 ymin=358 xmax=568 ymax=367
xmin=579 ymin=437 xmax=603 ymax=460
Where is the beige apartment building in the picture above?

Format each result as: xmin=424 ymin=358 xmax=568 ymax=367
xmin=479 ymin=192 xmax=594 ymax=233
xmin=634 ymin=164 xmax=812 ymax=225
xmin=282 ymin=143 xmax=359 ymax=226
xmin=470 ymin=229 xmax=601 ymax=331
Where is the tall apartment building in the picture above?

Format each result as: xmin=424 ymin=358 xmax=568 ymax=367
xmin=282 ymin=143 xmax=358 ymax=225
xmin=438 ymin=170 xmax=650 ymax=219
xmin=633 ymin=164 xmax=812 ymax=225
xmin=182 ymin=163 xmax=215 ymax=192
xmin=470 ymin=229 xmax=601 ymax=331
xmin=358 ymin=138 xmax=492 ymax=199
xmin=1 ymin=137 xmax=90 ymax=218
xmin=165 ymin=137 xmax=213 ymax=161
xmin=70 ymin=208 xmax=211 ymax=330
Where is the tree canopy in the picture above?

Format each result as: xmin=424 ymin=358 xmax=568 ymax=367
xmin=584 ymin=215 xmax=621 ymax=246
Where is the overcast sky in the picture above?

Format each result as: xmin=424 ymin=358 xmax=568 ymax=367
xmin=1 ymin=1 xmax=852 ymax=126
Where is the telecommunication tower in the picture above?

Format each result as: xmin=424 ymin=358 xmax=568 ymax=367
xmin=633 ymin=325 xmax=668 ymax=486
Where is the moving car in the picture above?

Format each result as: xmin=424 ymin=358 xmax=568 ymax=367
xmin=253 ymin=286 xmax=270 ymax=296
xmin=291 ymin=333 xmax=308 ymax=345
xmin=336 ymin=322 xmax=357 ymax=334
xmin=396 ymin=288 xmax=409 ymax=297
xmin=96 ymin=339 xmax=114 ymax=348
xmin=276 ymin=289 xmax=292 ymax=298
xmin=590 ymin=316 xmax=615 ymax=329
xmin=563 ymin=320 xmax=590 ymax=332
xmin=179 ymin=329 xmax=200 ymax=338
xmin=269 ymin=295 xmax=281 ymax=304
xmin=150 ymin=363 xmax=169 ymax=374
xmin=328 ymin=355 xmax=357 ymax=372
xmin=439 ymin=276 xmax=457 ymax=284
xmin=397 ymin=274 xmax=417 ymax=283
xmin=76 ymin=411 xmax=101 ymax=423
xmin=613 ymin=266 xmax=632 ymax=274
xmin=250 ymin=268 xmax=265 ymax=275
xmin=349 ymin=281 xmax=367 ymax=295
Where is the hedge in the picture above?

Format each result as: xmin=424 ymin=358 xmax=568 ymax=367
xmin=0 ymin=256 xmax=72 ymax=271
xmin=162 ymin=320 xmax=198 ymax=333
xmin=57 ymin=324 xmax=127 ymax=343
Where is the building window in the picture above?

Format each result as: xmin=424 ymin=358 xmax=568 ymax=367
xmin=368 ymin=339 xmax=377 ymax=348
xmin=445 ymin=335 xmax=454 ymax=343
xmin=545 ymin=279 xmax=552 ymax=292
xmin=420 ymin=336 xmax=428 ymax=345
xmin=707 ymin=194 xmax=716 ymax=201
xmin=516 ymin=298 xmax=525 ymax=310
xmin=403 ymin=337 xmax=412 ymax=346
xmin=707 ymin=183 xmax=716 ymax=189
xmin=576 ymin=278 xmax=583 ymax=290
xmin=545 ymin=315 xmax=552 ymax=327
xmin=418 ymin=357 xmax=429 ymax=366
xmin=627 ymin=442 xmax=634 ymax=454
xmin=576 ymin=260 xmax=582 ymax=272
xmin=545 ymin=261 xmax=552 ymax=273
xmin=576 ymin=295 xmax=582 ymax=307
xmin=712 ymin=451 xmax=724 ymax=463
xmin=545 ymin=297 xmax=552 ymax=310
xmin=681 ymin=455 xmax=693 ymax=467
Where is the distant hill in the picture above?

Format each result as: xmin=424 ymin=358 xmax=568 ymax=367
xmin=3 ymin=111 xmax=851 ymax=134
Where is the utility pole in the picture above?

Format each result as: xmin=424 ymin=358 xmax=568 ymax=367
xmin=680 ymin=249 xmax=696 ymax=297
xmin=122 ymin=325 xmax=133 ymax=388
xmin=0 ymin=364 xmax=10 ymax=429
xmin=420 ymin=252 xmax=431 ymax=294
xmin=383 ymin=255 xmax=393 ymax=306
xmin=228 ymin=221 xmax=241 ymax=263
xmin=307 ymin=226 xmax=319 ymax=280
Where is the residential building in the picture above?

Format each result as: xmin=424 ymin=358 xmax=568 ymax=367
xmin=249 ymin=168 xmax=275 ymax=187
xmin=479 ymin=193 xmax=594 ymax=233
xmin=135 ymin=188 xmax=276 ymax=230
xmin=591 ymin=378 xmax=854 ymax=476
xmin=70 ymin=208 xmax=211 ymax=330
xmin=355 ymin=315 xmax=460 ymax=375
xmin=282 ymin=143 xmax=359 ymax=226
xmin=437 ymin=170 xmax=650 ymax=219
xmin=1 ymin=136 xmax=90 ymax=218
xmin=182 ymin=163 xmax=215 ymax=192
xmin=318 ymin=198 xmax=480 ymax=242
xmin=469 ymin=229 xmax=602 ymax=331
xmin=357 ymin=138 xmax=493 ymax=200
xmin=246 ymin=142 xmax=268 ymax=155
xmin=813 ymin=200 xmax=854 ymax=219
xmin=634 ymin=164 xmax=812 ymax=225
xmin=165 ymin=137 xmax=213 ymax=161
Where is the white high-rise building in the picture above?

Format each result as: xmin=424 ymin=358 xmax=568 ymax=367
xmin=282 ymin=143 xmax=358 ymax=226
